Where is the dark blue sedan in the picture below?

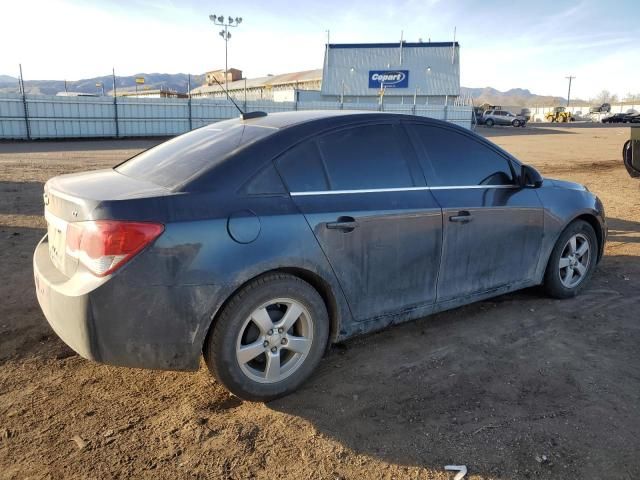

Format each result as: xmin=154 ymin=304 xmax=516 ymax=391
xmin=34 ymin=111 xmax=606 ymax=401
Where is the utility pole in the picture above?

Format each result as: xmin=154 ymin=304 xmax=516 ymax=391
xmin=112 ymin=67 xmax=119 ymax=138
xmin=19 ymin=63 xmax=30 ymax=140
xmin=209 ymin=14 xmax=243 ymax=100
xmin=565 ymin=75 xmax=575 ymax=107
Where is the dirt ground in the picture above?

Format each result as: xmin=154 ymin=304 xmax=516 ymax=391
xmin=1 ymin=124 xmax=639 ymax=480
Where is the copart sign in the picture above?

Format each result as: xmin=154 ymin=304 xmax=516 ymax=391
xmin=368 ymin=70 xmax=409 ymax=88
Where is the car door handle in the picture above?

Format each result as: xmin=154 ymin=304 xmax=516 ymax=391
xmin=326 ymin=216 xmax=358 ymax=231
xmin=449 ymin=211 xmax=473 ymax=223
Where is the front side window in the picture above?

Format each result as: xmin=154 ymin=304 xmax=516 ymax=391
xmin=408 ymin=124 xmax=514 ymax=187
xmin=316 ymin=124 xmax=415 ymax=190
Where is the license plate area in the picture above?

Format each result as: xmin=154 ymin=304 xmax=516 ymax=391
xmin=45 ymin=210 xmax=68 ymax=273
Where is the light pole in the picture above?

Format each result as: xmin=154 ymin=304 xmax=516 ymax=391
xmin=209 ymin=14 xmax=243 ymax=99
xmin=565 ymin=75 xmax=575 ymax=107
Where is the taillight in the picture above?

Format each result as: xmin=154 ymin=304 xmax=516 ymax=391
xmin=66 ymin=221 xmax=164 ymax=277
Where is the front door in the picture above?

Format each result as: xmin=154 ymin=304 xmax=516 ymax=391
xmin=275 ymin=123 xmax=443 ymax=321
xmin=406 ymin=123 xmax=544 ymax=301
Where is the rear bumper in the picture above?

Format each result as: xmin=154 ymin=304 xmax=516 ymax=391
xmin=33 ymin=235 xmax=219 ymax=371
xmin=34 ymin=236 xmax=98 ymax=361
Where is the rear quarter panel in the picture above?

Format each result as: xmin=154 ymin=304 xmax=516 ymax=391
xmin=90 ymin=192 xmax=353 ymax=369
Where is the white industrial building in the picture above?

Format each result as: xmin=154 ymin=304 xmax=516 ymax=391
xmin=320 ymin=41 xmax=460 ymax=105
xmin=191 ymin=40 xmax=462 ymax=106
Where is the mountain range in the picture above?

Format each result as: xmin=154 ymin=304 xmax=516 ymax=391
xmin=0 ymin=73 xmax=570 ymax=106
xmin=0 ymin=73 xmax=205 ymax=96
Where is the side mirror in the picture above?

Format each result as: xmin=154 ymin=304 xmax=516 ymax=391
xmin=520 ymin=164 xmax=543 ymax=188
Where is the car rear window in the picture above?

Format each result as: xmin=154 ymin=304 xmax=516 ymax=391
xmin=116 ymin=122 xmax=275 ymax=188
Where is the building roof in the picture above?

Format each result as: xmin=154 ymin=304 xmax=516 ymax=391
xmin=207 ymin=68 xmax=242 ymax=74
xmin=328 ymin=41 xmax=459 ymax=49
xmin=191 ymin=68 xmax=322 ymax=95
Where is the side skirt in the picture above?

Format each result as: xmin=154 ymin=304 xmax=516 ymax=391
xmin=335 ymin=280 xmax=539 ymax=342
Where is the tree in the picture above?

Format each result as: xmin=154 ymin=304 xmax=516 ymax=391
xmin=624 ymin=92 xmax=640 ymax=102
xmin=592 ymin=90 xmax=618 ymax=104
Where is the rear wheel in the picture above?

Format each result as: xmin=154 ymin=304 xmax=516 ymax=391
xmin=204 ymin=273 xmax=329 ymax=402
xmin=543 ymin=220 xmax=597 ymax=298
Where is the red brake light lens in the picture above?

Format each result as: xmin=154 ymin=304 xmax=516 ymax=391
xmin=66 ymin=221 xmax=164 ymax=277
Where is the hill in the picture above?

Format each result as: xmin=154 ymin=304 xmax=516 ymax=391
xmin=460 ymin=86 xmax=571 ymax=107
xmin=0 ymin=73 xmax=205 ymax=95
xmin=0 ymin=72 xmax=576 ymax=105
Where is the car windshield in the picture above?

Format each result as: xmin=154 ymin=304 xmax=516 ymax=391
xmin=116 ymin=122 xmax=275 ymax=188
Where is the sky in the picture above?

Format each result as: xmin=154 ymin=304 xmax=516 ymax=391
xmin=1 ymin=0 xmax=638 ymax=99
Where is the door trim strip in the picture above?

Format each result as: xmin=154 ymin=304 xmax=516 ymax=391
xmin=290 ymin=185 xmax=519 ymax=196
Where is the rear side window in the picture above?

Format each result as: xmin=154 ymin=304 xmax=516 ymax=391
xmin=116 ymin=122 xmax=274 ymax=188
xmin=409 ymin=125 xmax=514 ymax=186
xmin=276 ymin=141 xmax=329 ymax=192
xmin=317 ymin=124 xmax=415 ymax=190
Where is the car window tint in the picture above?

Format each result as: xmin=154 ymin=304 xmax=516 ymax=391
xmin=242 ymin=163 xmax=286 ymax=195
xmin=409 ymin=125 xmax=514 ymax=186
xmin=116 ymin=122 xmax=274 ymax=188
xmin=317 ymin=124 xmax=415 ymax=190
xmin=276 ymin=141 xmax=329 ymax=192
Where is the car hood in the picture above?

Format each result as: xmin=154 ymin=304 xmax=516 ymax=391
xmin=545 ymin=178 xmax=587 ymax=191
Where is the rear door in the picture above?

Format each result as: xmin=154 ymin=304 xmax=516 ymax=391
xmin=275 ymin=122 xmax=443 ymax=321
xmin=406 ymin=123 xmax=544 ymax=301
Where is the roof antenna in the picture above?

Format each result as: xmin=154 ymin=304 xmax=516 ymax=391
xmin=209 ymin=72 xmax=266 ymax=120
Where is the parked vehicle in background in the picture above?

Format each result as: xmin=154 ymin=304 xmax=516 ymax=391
xmin=602 ymin=113 xmax=628 ymax=123
xmin=546 ymin=107 xmax=574 ymax=123
xmin=590 ymin=103 xmax=611 ymax=114
xmin=483 ymin=110 xmax=526 ymax=127
xmin=33 ymin=111 xmax=605 ymax=401
xmin=602 ymin=113 xmax=640 ymax=124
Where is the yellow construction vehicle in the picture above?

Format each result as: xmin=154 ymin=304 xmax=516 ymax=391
xmin=546 ymin=106 xmax=574 ymax=123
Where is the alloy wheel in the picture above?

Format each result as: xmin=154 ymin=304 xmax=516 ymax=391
xmin=235 ymin=298 xmax=313 ymax=384
xmin=558 ymin=233 xmax=591 ymax=288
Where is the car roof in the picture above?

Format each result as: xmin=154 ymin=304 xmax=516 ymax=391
xmin=217 ymin=110 xmax=411 ymax=130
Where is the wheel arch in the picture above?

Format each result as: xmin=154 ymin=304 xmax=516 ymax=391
xmin=201 ymin=267 xmax=342 ymax=358
xmin=542 ymin=213 xmax=605 ymax=278
xmin=574 ymin=213 xmax=605 ymax=262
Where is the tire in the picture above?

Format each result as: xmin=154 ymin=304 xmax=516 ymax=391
xmin=204 ymin=273 xmax=329 ymax=402
xmin=485 ymin=118 xmax=494 ymax=127
xmin=543 ymin=220 xmax=598 ymax=299
xmin=512 ymin=119 xmax=521 ymax=127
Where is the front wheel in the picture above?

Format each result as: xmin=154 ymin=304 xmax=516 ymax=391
xmin=543 ymin=220 xmax=598 ymax=299
xmin=485 ymin=118 xmax=494 ymax=127
xmin=204 ymin=273 xmax=329 ymax=402
xmin=512 ymin=119 xmax=521 ymax=127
